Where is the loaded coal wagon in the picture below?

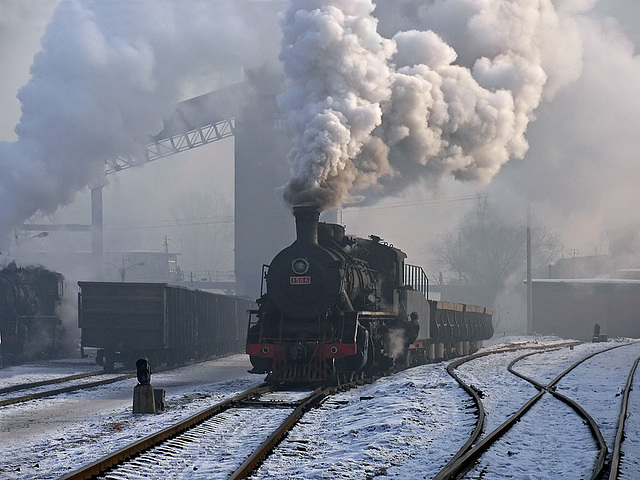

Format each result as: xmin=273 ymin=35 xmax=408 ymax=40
xmin=78 ymin=282 xmax=254 ymax=371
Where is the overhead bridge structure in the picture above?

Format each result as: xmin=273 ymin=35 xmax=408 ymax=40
xmin=22 ymin=79 xmax=295 ymax=297
xmin=24 ymin=83 xmax=246 ymax=258
xmin=103 ymin=82 xmax=244 ymax=174
xmin=104 ymin=117 xmax=235 ymax=175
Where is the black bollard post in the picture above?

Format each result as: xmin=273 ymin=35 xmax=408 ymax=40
xmin=133 ymin=358 xmax=156 ymax=414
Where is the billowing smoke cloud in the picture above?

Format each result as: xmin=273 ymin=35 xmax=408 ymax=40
xmin=499 ymin=3 xmax=640 ymax=253
xmin=278 ymin=0 xmax=586 ymax=210
xmin=278 ymin=0 xmax=396 ymax=209
xmin=0 ymin=0 xmax=279 ymax=250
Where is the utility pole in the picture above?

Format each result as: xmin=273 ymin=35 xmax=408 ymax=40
xmin=527 ymin=204 xmax=533 ymax=335
xmin=164 ymin=235 xmax=170 ymax=280
xmin=91 ymin=187 xmax=103 ymax=264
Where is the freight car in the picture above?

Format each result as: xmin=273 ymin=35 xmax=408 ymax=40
xmin=246 ymin=203 xmax=494 ymax=384
xmin=78 ymin=282 xmax=254 ymax=371
xmin=0 ymin=261 xmax=64 ymax=364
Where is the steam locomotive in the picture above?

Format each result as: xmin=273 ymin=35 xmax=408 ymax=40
xmin=0 ymin=262 xmax=64 ymax=364
xmin=246 ymin=203 xmax=494 ymax=384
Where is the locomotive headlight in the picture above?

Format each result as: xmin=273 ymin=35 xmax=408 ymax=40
xmin=291 ymin=258 xmax=309 ymax=275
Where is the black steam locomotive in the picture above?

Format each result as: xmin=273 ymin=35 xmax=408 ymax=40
xmin=246 ymin=203 xmax=494 ymax=384
xmin=0 ymin=262 xmax=64 ymax=364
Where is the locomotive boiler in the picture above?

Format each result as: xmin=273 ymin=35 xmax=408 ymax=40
xmin=0 ymin=262 xmax=64 ymax=364
xmin=246 ymin=203 xmax=494 ymax=384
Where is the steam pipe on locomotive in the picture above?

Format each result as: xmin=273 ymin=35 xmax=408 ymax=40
xmin=246 ymin=203 xmax=493 ymax=384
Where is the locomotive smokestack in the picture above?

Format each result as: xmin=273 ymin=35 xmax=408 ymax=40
xmin=293 ymin=203 xmax=320 ymax=245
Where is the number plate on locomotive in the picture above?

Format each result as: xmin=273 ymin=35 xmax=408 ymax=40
xmin=290 ymin=276 xmax=311 ymax=285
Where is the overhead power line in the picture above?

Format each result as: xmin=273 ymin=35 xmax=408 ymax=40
xmin=101 ymin=194 xmax=487 ymax=231
xmin=342 ymin=193 xmax=489 ymax=213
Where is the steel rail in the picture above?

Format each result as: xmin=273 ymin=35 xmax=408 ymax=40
xmin=434 ymin=342 xmax=629 ymax=480
xmin=57 ymin=383 xmax=273 ymax=480
xmin=433 ymin=341 xmax=580 ymax=480
xmin=0 ymin=373 xmax=135 ymax=408
xmin=510 ymin=343 xmax=632 ymax=480
xmin=608 ymin=355 xmax=640 ymax=480
xmin=227 ymin=377 xmax=371 ymax=480
xmin=0 ymin=353 xmax=234 ymax=408
xmin=0 ymin=369 xmax=112 ymax=395
xmin=441 ymin=390 xmax=546 ymax=480
xmin=433 ymin=355 xmax=487 ymax=479
xmin=228 ymin=385 xmax=333 ymax=479
xmin=549 ymin=389 xmax=608 ymax=480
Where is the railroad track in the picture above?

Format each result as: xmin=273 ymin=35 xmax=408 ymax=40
xmin=607 ymin=354 xmax=640 ymax=480
xmin=0 ymin=371 xmax=135 ymax=408
xmin=435 ymin=342 xmax=636 ymax=480
xmin=58 ymin=379 xmax=366 ymax=480
xmin=9 ymin=342 xmax=636 ymax=478
xmin=432 ymin=341 xmax=578 ymax=479
xmin=0 ymin=369 xmax=113 ymax=396
xmin=0 ymin=354 xmax=232 ymax=408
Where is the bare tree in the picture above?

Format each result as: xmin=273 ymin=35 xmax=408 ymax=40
xmin=432 ymin=197 xmax=560 ymax=303
xmin=169 ymin=191 xmax=233 ymax=277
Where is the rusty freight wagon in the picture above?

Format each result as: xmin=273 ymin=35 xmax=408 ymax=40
xmin=78 ymin=282 xmax=254 ymax=371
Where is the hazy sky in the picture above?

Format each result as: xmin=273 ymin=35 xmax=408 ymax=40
xmin=1 ymin=0 xmax=639 ymax=278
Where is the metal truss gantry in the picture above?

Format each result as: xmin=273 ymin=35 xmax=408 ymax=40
xmin=19 ymin=80 xmax=243 ymax=266
xmin=104 ymin=117 xmax=235 ymax=175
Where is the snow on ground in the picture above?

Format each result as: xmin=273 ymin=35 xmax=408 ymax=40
xmin=251 ymin=363 xmax=474 ymax=480
xmin=460 ymin=341 xmax=630 ymax=480
xmin=465 ymin=394 xmax=598 ymax=480
xmin=0 ymin=358 xmax=101 ymax=387
xmin=455 ymin=349 xmax=540 ymax=435
xmin=0 ymin=355 xmax=263 ymax=479
xmin=553 ymin=341 xmax=640 ymax=480
xmin=106 ymin=407 xmax=296 ymax=479
xmin=1 ymin=336 xmax=639 ymax=479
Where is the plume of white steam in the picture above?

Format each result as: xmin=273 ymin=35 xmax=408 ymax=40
xmin=0 ymin=0 xmax=277 ymax=250
xmin=278 ymin=0 xmax=585 ymax=210
xmin=278 ymin=0 xmax=396 ymax=208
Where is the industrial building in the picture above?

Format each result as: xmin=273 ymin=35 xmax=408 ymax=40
xmin=532 ymin=256 xmax=640 ymax=340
